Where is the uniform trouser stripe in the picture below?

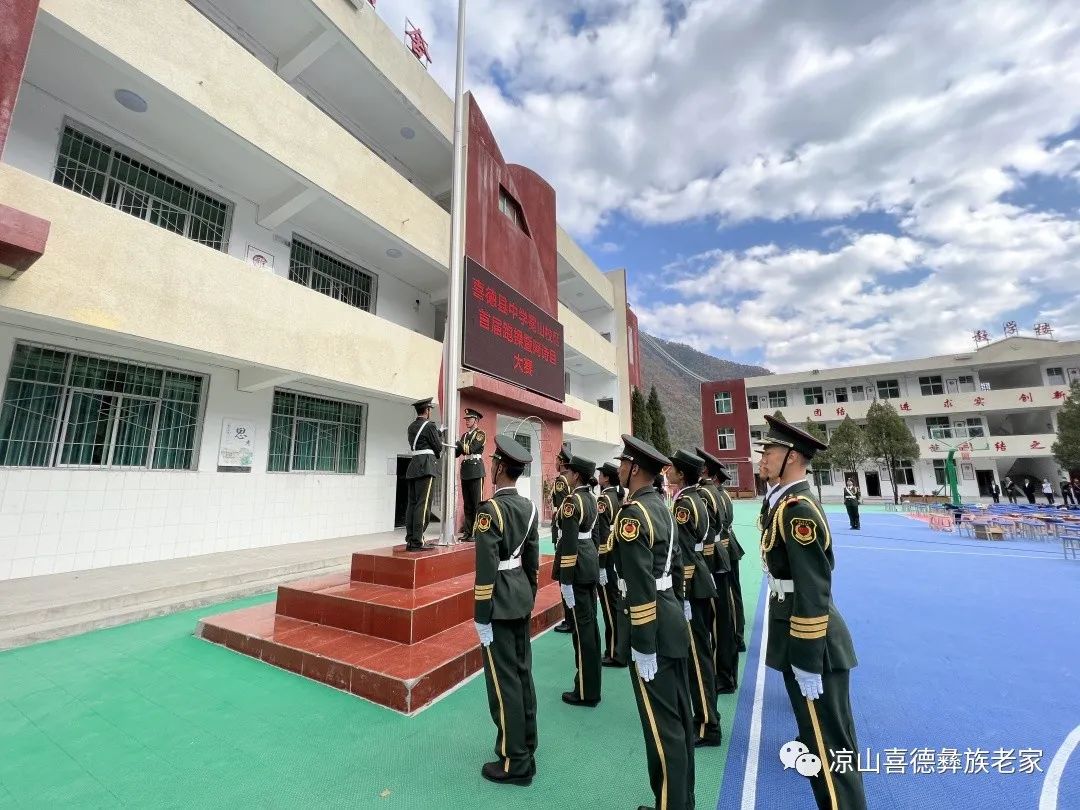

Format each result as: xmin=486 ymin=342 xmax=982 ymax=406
xmin=570 ymin=605 xmax=584 ymax=700
xmin=485 ymin=646 xmax=508 ymax=763
xmin=635 ymin=668 xmax=669 ymax=810
xmin=420 ymin=477 xmax=434 ymax=536
xmin=806 ymin=699 xmax=840 ymax=810
xmin=598 ymin=582 xmax=615 ymax=654
xmin=688 ymin=624 xmax=708 ymax=738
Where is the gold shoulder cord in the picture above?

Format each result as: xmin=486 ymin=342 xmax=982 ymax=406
xmin=759 ymin=497 xmax=791 ymax=558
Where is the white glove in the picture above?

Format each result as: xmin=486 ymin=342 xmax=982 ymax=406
xmin=560 ymin=583 xmax=576 ymax=610
xmin=599 ymin=570 xmax=609 ymax=587
xmin=791 ymin=665 xmax=824 ymax=700
xmin=683 ymin=600 xmax=692 ymax=622
xmin=632 ymin=648 xmax=658 ymax=681
xmin=474 ymin=621 xmax=493 ymax=647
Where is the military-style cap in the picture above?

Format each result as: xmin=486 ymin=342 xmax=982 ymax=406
xmin=669 ymin=448 xmax=705 ymax=476
xmin=566 ymin=454 xmax=596 ymax=479
xmin=464 ymin=408 xmax=483 ymax=420
xmin=412 ymin=397 xmax=434 ymax=413
xmin=597 ymin=462 xmax=620 ymax=483
xmin=616 ymin=433 xmax=670 ymax=474
xmin=557 ymin=441 xmax=573 ymax=463
xmin=492 ymin=434 xmax=531 ymax=466
xmin=754 ymin=414 xmax=828 ymax=460
xmin=695 ymin=447 xmax=730 ymax=482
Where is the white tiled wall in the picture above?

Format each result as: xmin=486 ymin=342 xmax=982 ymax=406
xmin=0 ymin=326 xmax=409 ymax=581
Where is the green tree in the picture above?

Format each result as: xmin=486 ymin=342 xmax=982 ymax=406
xmin=827 ymin=416 xmax=870 ymax=486
xmin=804 ymin=418 xmax=829 ymax=501
xmin=1052 ymin=380 xmax=1080 ymax=472
xmin=772 ymin=409 xmax=786 ymax=421
xmin=864 ymin=401 xmax=920 ymax=504
xmin=647 ymin=386 xmax=672 ymax=456
xmin=631 ymin=386 xmax=652 ymax=442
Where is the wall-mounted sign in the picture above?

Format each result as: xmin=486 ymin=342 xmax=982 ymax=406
xmin=218 ymin=419 xmax=255 ymax=472
xmin=463 ymin=257 xmax=565 ymax=400
xmin=246 ymin=244 xmax=275 ymax=271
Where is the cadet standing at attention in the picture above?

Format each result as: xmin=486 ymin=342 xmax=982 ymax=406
xmin=595 ymin=461 xmax=625 ymax=668
xmin=613 ymin=434 xmax=695 ymax=810
xmin=404 ymin=397 xmax=441 ymax=552
xmin=843 ymin=478 xmax=861 ymax=531
xmin=556 ymin=454 xmax=602 ymax=707
xmin=717 ymin=466 xmax=747 ymax=651
xmin=551 ymin=443 xmax=572 ymax=633
xmin=667 ymin=449 xmax=722 ymax=748
xmin=472 ymin=435 xmax=541 ymax=786
xmin=454 ymin=409 xmax=487 ymax=541
xmin=695 ymin=449 xmax=739 ymax=694
xmin=756 ymin=415 xmax=866 ymax=810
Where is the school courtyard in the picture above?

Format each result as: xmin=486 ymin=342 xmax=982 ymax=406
xmin=1 ymin=503 xmax=1078 ymax=809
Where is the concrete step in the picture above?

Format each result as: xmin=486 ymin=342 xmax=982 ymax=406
xmin=0 ymin=555 xmax=353 ymax=634
xmin=0 ymin=562 xmax=348 ymax=651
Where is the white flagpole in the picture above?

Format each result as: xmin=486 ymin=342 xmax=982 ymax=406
xmin=439 ymin=0 xmax=468 ymax=546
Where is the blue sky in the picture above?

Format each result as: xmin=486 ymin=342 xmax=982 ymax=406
xmin=375 ymin=0 xmax=1080 ymax=372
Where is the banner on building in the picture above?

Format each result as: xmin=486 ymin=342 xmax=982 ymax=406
xmin=218 ymin=419 xmax=255 ymax=472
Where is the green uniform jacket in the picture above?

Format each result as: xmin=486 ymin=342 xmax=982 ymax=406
xmin=405 ymin=418 xmax=442 ymax=479
xmin=696 ymin=482 xmax=732 ymax=575
xmin=612 ymin=486 xmax=688 ymax=659
xmin=473 ymin=487 xmax=540 ymax=623
xmin=595 ymin=487 xmax=620 ymax=578
xmin=454 ymin=429 xmax=487 ymax=481
xmin=556 ymin=486 xmax=600 ymax=585
xmin=761 ymin=481 xmax=858 ymax=674
xmin=718 ymin=486 xmax=745 ymax=561
xmin=672 ymin=488 xmax=717 ymax=600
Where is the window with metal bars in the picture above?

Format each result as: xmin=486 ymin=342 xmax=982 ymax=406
xmin=288 ymin=236 xmax=377 ymax=312
xmin=0 ymin=343 xmax=204 ymax=469
xmin=267 ymin=390 xmax=366 ymax=474
xmin=53 ymin=123 xmax=231 ymax=250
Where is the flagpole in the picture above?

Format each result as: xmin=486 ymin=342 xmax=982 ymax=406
xmin=439 ymin=0 xmax=468 ymax=546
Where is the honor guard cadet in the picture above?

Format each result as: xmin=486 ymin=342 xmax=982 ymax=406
xmin=595 ymin=462 xmax=625 ymax=667
xmin=668 ymin=450 xmax=722 ymax=748
xmin=614 ymin=434 xmax=695 ymax=810
xmin=695 ymin=449 xmax=739 ymax=695
xmin=716 ymin=464 xmax=747 ymax=651
xmin=454 ymin=409 xmax=487 ymax=541
xmin=843 ymin=478 xmax=861 ymax=530
xmin=472 ymin=435 xmax=541 ymax=786
xmin=756 ymin=415 xmax=866 ymax=810
xmin=404 ymin=398 xmax=442 ymax=551
xmin=551 ymin=442 xmax=573 ymax=633
xmin=556 ymin=454 xmax=602 ymax=706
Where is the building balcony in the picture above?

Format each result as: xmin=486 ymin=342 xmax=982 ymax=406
xmin=34 ymin=0 xmax=450 ymax=283
xmin=0 ymin=165 xmax=442 ymax=400
xmin=747 ymin=384 xmax=1070 ymax=425
xmin=559 ymin=303 xmax=617 ymax=377
xmin=564 ymin=395 xmax=621 ymax=447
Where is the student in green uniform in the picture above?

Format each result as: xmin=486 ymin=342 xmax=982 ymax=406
xmin=551 ymin=442 xmax=573 ymax=633
xmin=404 ymin=397 xmax=441 ymax=551
xmin=556 ymin=454 xmax=602 ymax=706
xmin=755 ymin=415 xmax=866 ymax=810
xmin=667 ymin=450 xmax=722 ymax=747
xmin=595 ymin=462 xmax=625 ymax=667
xmin=695 ymin=449 xmax=739 ymax=694
xmin=613 ymin=434 xmax=695 ymax=810
xmin=454 ymin=409 xmax=487 ymax=541
xmin=472 ymin=434 xmax=541 ymax=786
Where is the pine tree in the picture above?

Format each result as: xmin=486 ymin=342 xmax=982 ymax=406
xmin=1052 ymin=380 xmax=1080 ymax=472
xmin=864 ymin=401 xmax=920 ymax=504
xmin=647 ymin=386 xmax=672 ymax=456
xmin=772 ymin=409 xmax=786 ymax=422
xmin=631 ymin=387 xmax=652 ymax=442
xmin=804 ymin=419 xmax=829 ymax=501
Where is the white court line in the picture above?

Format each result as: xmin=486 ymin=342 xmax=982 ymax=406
xmin=1040 ymin=724 xmax=1080 ymax=810
xmin=740 ymin=609 xmax=770 ymax=810
xmin=842 ymin=545 xmax=1057 ymax=560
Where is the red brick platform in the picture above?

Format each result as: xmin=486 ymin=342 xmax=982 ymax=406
xmin=196 ymin=543 xmax=562 ymax=714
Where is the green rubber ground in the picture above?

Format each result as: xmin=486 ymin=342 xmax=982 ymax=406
xmin=0 ymin=504 xmax=803 ymax=809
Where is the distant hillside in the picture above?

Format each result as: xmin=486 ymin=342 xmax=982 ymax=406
xmin=638 ymin=333 xmax=770 ymax=450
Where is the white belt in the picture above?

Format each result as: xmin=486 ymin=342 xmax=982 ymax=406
xmin=578 ymin=531 xmax=593 ymax=540
xmin=464 ymin=454 xmax=482 ymax=460
xmin=411 ymin=449 xmax=434 ymax=456
xmin=768 ymin=575 xmax=795 ymax=601
xmin=694 ymin=542 xmax=704 ymax=552
xmin=616 ymin=575 xmax=673 ymax=595
xmin=497 ymin=558 xmax=521 ymax=571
